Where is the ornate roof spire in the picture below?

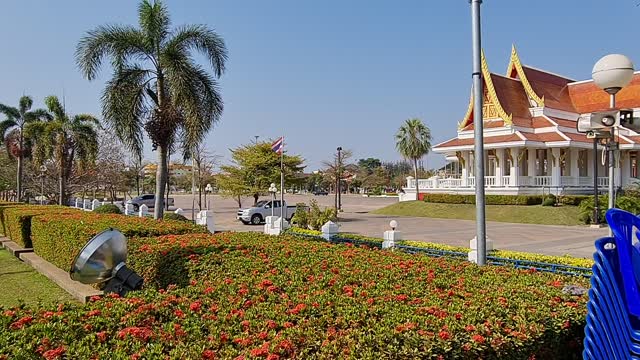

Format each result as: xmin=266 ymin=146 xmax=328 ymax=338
xmin=506 ymin=44 xmax=545 ymax=106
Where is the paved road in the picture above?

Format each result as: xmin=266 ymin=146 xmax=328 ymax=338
xmin=172 ymin=194 xmax=606 ymax=258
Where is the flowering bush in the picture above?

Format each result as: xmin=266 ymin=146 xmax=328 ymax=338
xmin=30 ymin=212 xmax=206 ymax=271
xmin=1 ymin=205 xmax=80 ymax=248
xmin=1 ymin=232 xmax=588 ymax=359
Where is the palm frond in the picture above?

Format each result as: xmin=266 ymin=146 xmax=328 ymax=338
xmin=101 ymin=65 xmax=150 ymax=158
xmin=76 ymin=24 xmax=151 ymax=80
xmin=73 ymin=114 xmax=102 ymax=129
xmin=162 ymin=50 xmax=223 ymax=150
xmin=138 ymin=0 xmax=170 ymax=47
xmin=18 ymin=96 xmax=33 ymax=115
xmin=44 ymin=96 xmax=67 ymax=121
xmin=24 ymin=108 xmax=53 ymax=123
xmin=0 ymin=119 xmax=18 ymax=142
xmin=166 ymin=24 xmax=227 ymax=77
xmin=395 ymin=118 xmax=432 ymax=161
xmin=0 ymin=103 xmax=20 ymax=120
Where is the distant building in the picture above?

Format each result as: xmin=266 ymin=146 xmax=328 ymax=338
xmin=401 ymin=46 xmax=640 ymax=201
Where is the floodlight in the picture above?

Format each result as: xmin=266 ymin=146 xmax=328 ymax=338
xmin=390 ymin=220 xmax=398 ymax=230
xmin=592 ymin=54 xmax=634 ymax=93
xmin=70 ymin=228 xmax=143 ymax=296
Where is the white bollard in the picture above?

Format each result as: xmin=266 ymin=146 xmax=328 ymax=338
xmin=468 ymin=236 xmax=494 ymax=264
xmin=196 ymin=210 xmax=215 ymax=233
xmin=321 ymin=221 xmax=339 ymax=240
xmin=83 ymin=199 xmax=91 ymax=211
xmin=125 ymin=203 xmax=134 ymax=216
xmin=264 ymin=216 xmax=279 ymax=235
xmin=271 ymin=217 xmax=290 ymax=235
xmin=382 ymin=220 xmax=401 ymax=249
xmin=174 ymin=208 xmax=184 ymax=216
xmin=75 ymin=198 xmax=81 ymax=208
xmin=139 ymin=204 xmax=149 ymax=217
xmin=91 ymin=199 xmax=101 ymax=210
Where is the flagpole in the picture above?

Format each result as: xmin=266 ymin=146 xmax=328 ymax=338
xmin=280 ymin=136 xmax=285 ymax=228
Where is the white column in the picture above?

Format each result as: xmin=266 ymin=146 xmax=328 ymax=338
xmin=551 ymin=148 xmax=561 ymax=187
xmin=587 ymin=148 xmax=595 ymax=180
xmin=461 ymin=151 xmax=469 ymax=186
xmin=527 ymin=148 xmax=536 ymax=179
xmin=495 ymin=148 xmax=504 ymax=186
xmin=570 ymin=149 xmax=579 ymax=185
xmin=616 ymin=151 xmax=624 ymax=187
xmin=510 ymin=147 xmax=520 ymax=187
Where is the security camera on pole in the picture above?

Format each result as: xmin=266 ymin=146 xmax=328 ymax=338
xmin=576 ymin=54 xmax=635 ymax=233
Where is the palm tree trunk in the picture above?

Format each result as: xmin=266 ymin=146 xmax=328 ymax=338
xmin=16 ymin=155 xmax=23 ymax=203
xmin=153 ymin=145 xmax=168 ymax=219
xmin=59 ymin=171 xmax=65 ymax=206
xmin=414 ymin=158 xmax=419 ymax=201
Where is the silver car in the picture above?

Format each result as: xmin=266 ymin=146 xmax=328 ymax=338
xmin=126 ymin=194 xmax=174 ymax=211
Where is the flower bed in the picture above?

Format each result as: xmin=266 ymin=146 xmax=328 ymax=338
xmin=1 ymin=232 xmax=588 ymax=359
xmin=30 ymin=211 xmax=206 ymax=271
xmin=1 ymin=205 xmax=81 ymax=248
xmin=286 ymin=228 xmax=594 ymax=270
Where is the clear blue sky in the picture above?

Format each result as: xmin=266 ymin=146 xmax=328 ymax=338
xmin=1 ymin=0 xmax=640 ymax=171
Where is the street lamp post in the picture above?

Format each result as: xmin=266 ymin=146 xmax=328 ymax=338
xmin=269 ymin=183 xmax=277 ymax=217
xmin=205 ymin=183 xmax=213 ymax=210
xmin=592 ymin=54 xmax=634 ymax=233
xmin=39 ymin=165 xmax=47 ymax=205
xmin=336 ymin=147 xmax=342 ymax=214
xmin=470 ymin=0 xmax=486 ymax=265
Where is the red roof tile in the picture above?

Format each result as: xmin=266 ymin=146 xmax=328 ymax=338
xmin=568 ymin=73 xmax=640 ymax=113
xmin=531 ymin=116 xmax=554 ymax=128
xmin=522 ymin=66 xmax=576 ymax=112
xmin=519 ymin=132 xmax=566 ymax=142
xmin=563 ymin=132 xmax=593 ymax=143
xmin=547 ymin=117 xmax=578 ymax=128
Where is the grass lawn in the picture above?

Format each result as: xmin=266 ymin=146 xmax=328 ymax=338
xmin=0 ymin=249 xmax=75 ymax=308
xmin=372 ymin=201 xmax=583 ymax=226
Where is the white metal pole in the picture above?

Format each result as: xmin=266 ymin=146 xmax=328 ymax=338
xmin=608 ymin=93 xmax=616 ymax=236
xmin=280 ymin=137 xmax=285 ymax=228
xmin=471 ymin=0 xmax=486 ymax=265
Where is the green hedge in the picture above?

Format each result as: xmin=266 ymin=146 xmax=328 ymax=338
xmin=30 ymin=211 xmax=206 ymax=271
xmin=0 ymin=202 xmax=25 ymax=236
xmin=578 ymin=195 xmax=640 ymax=224
xmin=1 ymin=205 xmax=79 ymax=248
xmin=422 ymin=193 xmax=544 ymax=205
xmin=0 ymin=232 xmax=588 ymax=359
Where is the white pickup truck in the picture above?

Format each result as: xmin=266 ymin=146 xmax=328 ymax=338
xmin=126 ymin=194 xmax=175 ymax=211
xmin=237 ymin=200 xmax=304 ymax=225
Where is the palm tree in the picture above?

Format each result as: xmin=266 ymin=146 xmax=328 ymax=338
xmin=0 ymin=96 xmax=50 ymax=202
xmin=28 ymin=96 xmax=99 ymax=205
xmin=75 ymin=0 xmax=227 ymax=219
xmin=395 ymin=118 xmax=432 ymax=200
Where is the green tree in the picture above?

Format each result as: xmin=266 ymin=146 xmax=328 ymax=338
xmin=357 ymin=158 xmax=382 ymax=174
xmin=0 ymin=96 xmax=50 ymax=201
xmin=75 ymin=0 xmax=227 ymax=219
xmin=27 ymin=96 xmax=99 ymax=205
xmin=395 ymin=118 xmax=432 ymax=199
xmin=217 ymin=142 xmax=305 ymax=207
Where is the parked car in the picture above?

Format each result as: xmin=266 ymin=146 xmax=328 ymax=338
xmin=237 ymin=200 xmax=307 ymax=225
xmin=312 ymin=190 xmax=329 ymax=196
xmin=126 ymin=194 xmax=174 ymax=211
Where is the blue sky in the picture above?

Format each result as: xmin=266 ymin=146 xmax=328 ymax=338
xmin=1 ymin=0 xmax=640 ymax=170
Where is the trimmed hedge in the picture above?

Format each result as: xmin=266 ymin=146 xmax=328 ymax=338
xmin=0 ymin=232 xmax=588 ymax=359
xmin=93 ymin=204 xmax=122 ymax=214
xmin=422 ymin=193 xmax=544 ymax=205
xmin=1 ymin=205 xmax=80 ymax=248
xmin=30 ymin=211 xmax=206 ymax=271
xmin=0 ymin=202 xmax=25 ymax=236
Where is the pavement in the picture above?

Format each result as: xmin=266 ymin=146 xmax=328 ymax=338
xmin=172 ymin=194 xmax=607 ymax=258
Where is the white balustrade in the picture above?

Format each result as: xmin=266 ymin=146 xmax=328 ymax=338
xmin=533 ymin=176 xmax=552 ymax=186
xmin=560 ymin=177 xmax=577 ymax=186
xmin=502 ymin=176 xmax=511 ymax=187
xmin=597 ymin=177 xmax=609 ymax=187
xmin=468 ymin=177 xmax=476 ymax=187
xmin=484 ymin=176 xmax=496 ymax=187
xmin=579 ymin=177 xmax=593 ymax=186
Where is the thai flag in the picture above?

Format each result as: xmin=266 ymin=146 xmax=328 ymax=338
xmin=271 ymin=137 xmax=284 ymax=154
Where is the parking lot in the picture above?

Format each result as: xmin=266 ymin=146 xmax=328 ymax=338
xmin=173 ymin=193 xmax=606 ymax=258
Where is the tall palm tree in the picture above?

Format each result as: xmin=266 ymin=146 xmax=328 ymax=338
xmin=75 ymin=0 xmax=227 ymax=219
xmin=395 ymin=118 xmax=432 ymax=200
xmin=0 ymin=96 xmax=51 ymax=202
xmin=28 ymin=96 xmax=99 ymax=205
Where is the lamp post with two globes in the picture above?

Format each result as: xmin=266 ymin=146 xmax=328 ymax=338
xmin=591 ymin=54 xmax=635 ymax=232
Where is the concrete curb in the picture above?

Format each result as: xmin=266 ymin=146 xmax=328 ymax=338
xmin=1 ymin=240 xmax=33 ymax=256
xmin=19 ymin=252 xmax=102 ymax=303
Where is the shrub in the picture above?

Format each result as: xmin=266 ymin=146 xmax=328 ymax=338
xmin=578 ymin=195 xmax=640 ymax=224
xmin=93 ymin=204 xmax=122 ymax=214
xmin=542 ymin=194 xmax=556 ymax=207
xmin=422 ymin=193 xmax=544 ymax=205
xmin=559 ymin=195 xmax=590 ymax=206
xmin=0 ymin=232 xmax=588 ymax=359
xmin=307 ymin=199 xmax=336 ymax=230
xmin=30 ymin=212 xmax=206 ymax=271
xmin=163 ymin=213 xmax=189 ymax=222
xmin=290 ymin=203 xmax=309 ymax=229
xmin=1 ymin=205 xmax=80 ymax=248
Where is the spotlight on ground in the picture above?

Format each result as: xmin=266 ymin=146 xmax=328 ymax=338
xmin=70 ymin=228 xmax=143 ymax=296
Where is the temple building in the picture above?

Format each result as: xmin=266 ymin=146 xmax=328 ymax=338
xmin=401 ymin=46 xmax=640 ymax=201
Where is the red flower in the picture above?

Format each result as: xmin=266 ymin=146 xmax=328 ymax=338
xmin=465 ymin=325 xmax=476 ymax=332
xmin=266 ymin=354 xmax=280 ymax=360
xmin=42 ymin=346 xmax=65 ymax=360
xmin=258 ymin=331 xmax=269 ymax=340
xmin=204 ymin=287 xmax=215 ymax=294
xmin=438 ymin=330 xmax=451 ymax=340
xmin=10 ymin=316 xmax=33 ymax=329
xmin=266 ymin=320 xmax=277 ymax=329
xmin=190 ymin=301 xmax=202 ymax=312
xmin=472 ymin=334 xmax=486 ymax=344
xmin=2 ymin=310 xmax=15 ymax=317
xmin=174 ymin=309 xmax=185 ymax=318
xmin=96 ymin=331 xmax=107 ymax=342
xmin=224 ymin=278 xmax=233 ymax=285
xmin=87 ymin=310 xmax=101 ymax=317
xmin=202 ymin=349 xmax=216 ymax=359
xmin=250 ymin=342 xmax=270 ymax=357
xmin=283 ymin=322 xmax=294 ymax=328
